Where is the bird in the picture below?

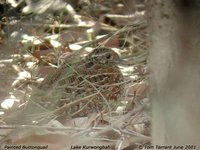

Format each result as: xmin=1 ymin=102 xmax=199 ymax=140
xmin=22 ymin=47 xmax=124 ymax=124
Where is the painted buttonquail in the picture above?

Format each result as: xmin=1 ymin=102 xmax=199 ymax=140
xmin=28 ymin=47 xmax=124 ymax=123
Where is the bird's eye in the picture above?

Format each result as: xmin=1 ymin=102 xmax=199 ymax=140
xmin=106 ymin=53 xmax=112 ymax=59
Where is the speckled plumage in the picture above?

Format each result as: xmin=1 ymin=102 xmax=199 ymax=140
xmin=34 ymin=48 xmax=124 ymax=119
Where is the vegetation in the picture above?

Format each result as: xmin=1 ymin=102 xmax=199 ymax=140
xmin=0 ymin=0 xmax=149 ymax=149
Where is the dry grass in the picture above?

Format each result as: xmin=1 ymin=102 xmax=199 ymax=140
xmin=0 ymin=0 xmax=150 ymax=149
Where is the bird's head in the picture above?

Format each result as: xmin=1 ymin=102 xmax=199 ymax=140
xmin=87 ymin=48 xmax=121 ymax=64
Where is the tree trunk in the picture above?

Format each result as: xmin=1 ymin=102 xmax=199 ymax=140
xmin=149 ymin=0 xmax=200 ymax=146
